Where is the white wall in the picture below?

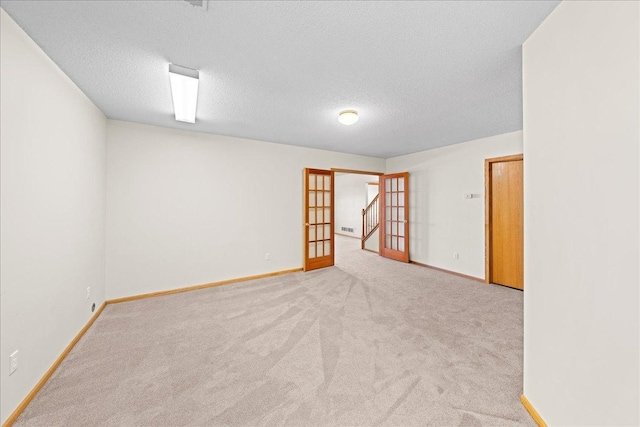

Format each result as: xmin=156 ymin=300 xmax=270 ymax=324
xmin=386 ymin=131 xmax=522 ymax=278
xmin=523 ymin=1 xmax=639 ymax=425
xmin=106 ymin=121 xmax=384 ymax=299
xmin=367 ymin=183 xmax=378 ymax=205
xmin=335 ymin=173 xmax=378 ymax=239
xmin=0 ymin=9 xmax=107 ymax=424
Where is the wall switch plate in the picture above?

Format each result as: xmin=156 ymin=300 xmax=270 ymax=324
xmin=86 ymin=287 xmax=91 ymax=300
xmin=453 ymin=252 xmax=459 ymax=260
xmin=9 ymin=350 xmax=18 ymax=375
xmin=464 ymin=194 xmax=473 ymax=199
xmin=265 ymin=253 xmax=270 ymax=261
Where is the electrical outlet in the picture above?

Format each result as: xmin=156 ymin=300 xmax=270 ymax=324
xmin=86 ymin=286 xmax=91 ymax=300
xmin=9 ymin=350 xmax=18 ymax=375
xmin=265 ymin=253 xmax=270 ymax=261
xmin=453 ymin=252 xmax=459 ymax=260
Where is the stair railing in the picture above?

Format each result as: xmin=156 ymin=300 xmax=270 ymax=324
xmin=361 ymin=194 xmax=379 ymax=249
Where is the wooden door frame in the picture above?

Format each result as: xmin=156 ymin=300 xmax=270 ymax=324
xmin=484 ymin=154 xmax=523 ymax=284
xmin=331 ymin=168 xmax=384 ymax=176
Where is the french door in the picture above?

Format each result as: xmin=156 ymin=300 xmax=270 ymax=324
xmin=380 ymin=172 xmax=410 ymax=262
xmin=303 ymin=168 xmax=334 ymax=271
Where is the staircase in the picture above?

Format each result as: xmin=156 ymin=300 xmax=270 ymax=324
xmin=361 ymin=194 xmax=379 ymax=249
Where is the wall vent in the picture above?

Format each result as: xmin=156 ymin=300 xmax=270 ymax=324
xmin=341 ymin=227 xmax=355 ymax=233
xmin=182 ymin=0 xmax=208 ymax=10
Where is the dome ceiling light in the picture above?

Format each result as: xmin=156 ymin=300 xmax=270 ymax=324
xmin=338 ymin=110 xmax=358 ymax=125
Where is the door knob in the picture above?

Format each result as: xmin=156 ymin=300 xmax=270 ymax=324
xmin=305 ymin=223 xmax=309 ymax=227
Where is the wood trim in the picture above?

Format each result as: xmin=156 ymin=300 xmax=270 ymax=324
xmin=303 ymin=168 xmax=310 ymax=271
xmin=362 ymin=223 xmax=379 ymax=244
xmin=484 ymin=159 xmax=491 ymax=284
xmin=487 ymin=154 xmax=523 ymax=163
xmin=362 ymin=247 xmax=379 ymax=254
xmin=363 ymin=193 xmax=379 ymax=214
xmin=362 ymin=193 xmax=380 ymax=249
xmin=331 ymin=168 xmax=383 ymax=176
xmin=410 ymin=260 xmax=484 ymax=282
xmin=2 ymin=302 xmax=107 ymax=427
xmin=361 ymin=205 xmax=365 ymax=248
xmin=367 ymin=182 xmax=379 ymax=185
xmin=107 ymin=268 xmax=303 ymax=304
xmin=521 ymin=395 xmax=547 ymax=427
xmin=484 ymin=154 xmax=523 ymax=285
xmin=331 ymin=170 xmax=336 ymax=265
xmin=334 ymin=232 xmax=360 ymax=239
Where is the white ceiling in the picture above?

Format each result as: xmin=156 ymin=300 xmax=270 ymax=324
xmin=1 ymin=0 xmax=559 ymax=158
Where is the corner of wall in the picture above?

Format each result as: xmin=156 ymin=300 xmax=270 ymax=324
xmin=0 ymin=9 xmax=108 ymax=424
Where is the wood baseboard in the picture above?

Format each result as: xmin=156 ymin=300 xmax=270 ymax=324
xmin=106 ymin=267 xmax=303 ymax=304
xmin=521 ymin=395 xmax=547 ymax=427
xmin=362 ymin=247 xmax=379 ymax=254
xmin=2 ymin=302 xmax=107 ymax=427
xmin=409 ymin=260 xmax=484 ymax=283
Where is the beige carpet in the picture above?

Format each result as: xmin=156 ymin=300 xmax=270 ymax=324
xmin=15 ymin=235 xmax=533 ymax=426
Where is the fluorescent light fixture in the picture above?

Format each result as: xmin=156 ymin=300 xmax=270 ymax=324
xmin=169 ymin=64 xmax=199 ymax=123
xmin=338 ymin=110 xmax=358 ymax=125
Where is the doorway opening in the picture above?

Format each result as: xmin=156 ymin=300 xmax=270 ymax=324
xmin=333 ymin=169 xmax=382 ymax=255
xmin=303 ymin=168 xmax=410 ymax=271
xmin=362 ymin=180 xmax=380 ymax=253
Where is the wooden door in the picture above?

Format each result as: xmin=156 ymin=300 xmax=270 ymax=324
xmin=380 ymin=172 xmax=409 ymax=262
xmin=304 ymin=168 xmax=334 ymax=271
xmin=485 ymin=155 xmax=523 ymax=289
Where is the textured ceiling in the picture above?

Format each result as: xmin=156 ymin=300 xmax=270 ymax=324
xmin=1 ymin=0 xmax=559 ymax=158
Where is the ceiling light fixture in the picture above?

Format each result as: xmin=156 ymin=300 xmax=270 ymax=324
xmin=338 ymin=110 xmax=358 ymax=125
xmin=169 ymin=64 xmax=199 ymax=123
